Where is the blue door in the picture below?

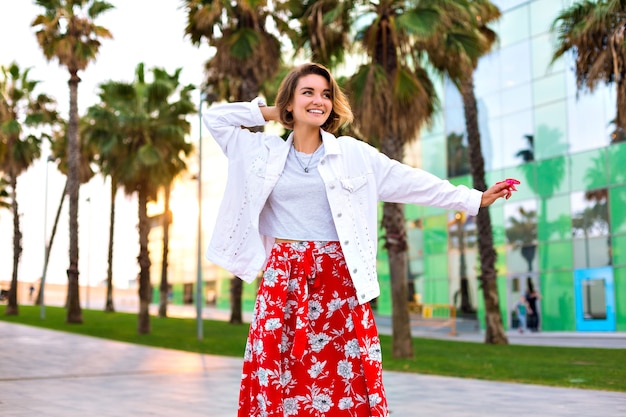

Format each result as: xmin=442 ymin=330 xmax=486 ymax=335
xmin=574 ymin=267 xmax=615 ymax=331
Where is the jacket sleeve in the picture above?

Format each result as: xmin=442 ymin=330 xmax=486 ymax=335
xmin=363 ymin=141 xmax=483 ymax=216
xmin=202 ymin=99 xmax=268 ymax=158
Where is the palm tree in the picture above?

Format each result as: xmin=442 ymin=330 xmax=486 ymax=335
xmin=281 ymin=0 xmax=355 ymax=69
xmin=96 ymin=64 xmax=194 ymax=334
xmin=0 ymin=177 xmax=9 ymax=212
xmin=32 ymin=0 xmax=114 ymax=323
xmin=552 ymin=0 xmax=626 ymax=142
xmin=37 ymin=118 xmax=96 ymax=308
xmin=80 ymin=103 xmax=122 ymax=312
xmin=346 ymin=0 xmax=442 ymax=358
xmin=0 ymin=62 xmax=57 ymax=316
xmin=183 ymin=0 xmax=283 ymax=324
xmin=505 ymin=207 xmax=538 ymax=273
xmin=419 ymin=0 xmax=508 ymax=344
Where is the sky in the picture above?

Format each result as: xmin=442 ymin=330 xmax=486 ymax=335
xmin=0 ymin=1 xmax=212 ymax=291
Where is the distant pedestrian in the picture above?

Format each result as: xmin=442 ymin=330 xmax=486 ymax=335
xmin=515 ymin=295 xmax=529 ymax=333
xmin=202 ymin=62 xmax=519 ymax=417
xmin=29 ymin=284 xmax=35 ymax=302
xmin=525 ymin=279 xmax=541 ymax=332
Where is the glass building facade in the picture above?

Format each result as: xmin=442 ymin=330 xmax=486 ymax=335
xmin=153 ymin=0 xmax=626 ymax=333
xmin=373 ymin=0 xmax=625 ymax=332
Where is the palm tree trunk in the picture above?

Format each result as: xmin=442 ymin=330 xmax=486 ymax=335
xmin=461 ymin=74 xmax=508 ymax=345
xmin=230 ymin=278 xmax=243 ymax=324
xmin=66 ymin=72 xmax=82 ymax=324
xmin=6 ymin=174 xmax=21 ymax=315
xmin=104 ymin=180 xmax=116 ymax=312
xmin=137 ymin=184 xmax=152 ymax=334
xmin=381 ymin=135 xmax=413 ymax=359
xmin=460 ymin=76 xmax=507 ymax=345
xmin=36 ymin=180 xmax=68 ymax=306
xmin=158 ymin=184 xmax=171 ymax=318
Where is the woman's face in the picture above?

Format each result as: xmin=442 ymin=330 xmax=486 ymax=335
xmin=287 ymin=74 xmax=333 ymax=129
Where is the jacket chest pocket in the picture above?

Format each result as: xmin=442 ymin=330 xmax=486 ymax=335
xmin=340 ymin=175 xmax=369 ymax=209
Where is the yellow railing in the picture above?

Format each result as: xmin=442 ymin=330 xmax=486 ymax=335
xmin=408 ymin=298 xmax=457 ymax=336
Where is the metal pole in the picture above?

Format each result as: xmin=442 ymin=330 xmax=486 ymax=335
xmin=196 ymin=93 xmax=205 ymax=340
xmin=40 ymin=156 xmax=52 ymax=319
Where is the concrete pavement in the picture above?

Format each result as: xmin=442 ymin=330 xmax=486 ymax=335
xmin=1 ymin=321 xmax=625 ymax=417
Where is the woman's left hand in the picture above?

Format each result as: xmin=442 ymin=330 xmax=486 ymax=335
xmin=480 ymin=178 xmax=520 ymax=207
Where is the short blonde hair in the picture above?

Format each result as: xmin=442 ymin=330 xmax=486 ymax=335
xmin=275 ymin=63 xmax=353 ymax=134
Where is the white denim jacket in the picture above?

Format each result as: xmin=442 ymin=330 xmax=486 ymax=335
xmin=203 ymin=99 xmax=482 ymax=304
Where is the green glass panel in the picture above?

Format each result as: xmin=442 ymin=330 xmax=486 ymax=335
xmin=535 ymin=156 xmax=569 ymax=197
xmin=499 ymin=4 xmax=529 ymax=47
xmin=216 ymin=278 xmax=231 ymax=310
xmin=424 ymin=254 xmax=449 ymax=278
xmin=242 ymin=280 xmax=259 ymax=312
xmin=433 ymin=278 xmax=449 ymax=304
xmin=422 ymin=205 xmax=446 ymax=216
xmin=613 ymin=234 xmax=626 ymax=266
xmin=491 ymin=207 xmax=506 ymax=246
xmin=497 ymin=276 xmax=509 ymax=329
xmin=532 ymin=73 xmax=566 ymax=107
xmin=531 ymin=33 xmax=565 ymax=78
xmin=503 ymin=165 xmax=536 ymax=200
xmin=421 ymin=135 xmax=447 ymax=179
xmin=537 ymin=194 xmax=571 ymax=242
xmin=569 ymin=149 xmax=608 ymax=192
xmin=614 ymin=267 xmax=626 ymax=331
xmin=476 ymin=287 xmax=486 ymax=329
xmin=608 ymin=142 xmax=626 ymax=185
xmin=533 ymin=101 xmax=568 ymax=160
xmin=450 ymin=174 xmax=472 ymax=188
xmin=539 ymin=241 xmax=573 ymax=271
xmin=171 ymin=283 xmax=184 ymax=305
xmin=423 ymin=215 xmax=449 ymax=255
xmin=530 ymin=0 xmax=564 ymax=37
xmin=423 ymin=278 xmax=437 ymax=304
xmin=377 ymin=280 xmax=392 ymax=316
xmin=609 ymin=186 xmax=626 ymax=234
xmin=495 ymin=245 xmax=507 ymax=275
xmin=405 ymin=204 xmax=424 ymax=219
xmin=539 ymin=271 xmax=576 ymax=331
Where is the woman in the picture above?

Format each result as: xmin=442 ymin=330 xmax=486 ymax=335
xmin=203 ymin=63 xmax=517 ymax=417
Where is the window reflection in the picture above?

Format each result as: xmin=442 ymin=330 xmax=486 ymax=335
xmin=448 ymin=212 xmax=477 ymax=314
xmin=571 ymin=189 xmax=611 ymax=269
xmin=502 ymin=110 xmax=533 ymax=168
xmin=500 ymin=41 xmax=532 ymax=88
xmin=505 ymin=200 xmax=538 ymax=273
xmin=447 ymin=132 xmax=470 ymax=178
xmin=582 ymin=279 xmax=607 ymax=320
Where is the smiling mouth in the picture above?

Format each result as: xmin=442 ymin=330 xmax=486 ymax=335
xmin=308 ymin=109 xmax=324 ymax=115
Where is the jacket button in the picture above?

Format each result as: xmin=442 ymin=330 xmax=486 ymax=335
xmin=360 ymin=293 xmax=366 ymax=299
xmin=337 ymin=213 xmax=342 ymax=218
xmin=329 ymin=184 xmax=335 ymax=190
xmin=344 ymin=240 xmax=349 ymax=245
xmin=353 ymin=268 xmax=358 ymax=274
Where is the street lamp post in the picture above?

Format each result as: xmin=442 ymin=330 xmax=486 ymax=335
xmin=40 ymin=155 xmax=54 ymax=320
xmin=196 ymin=92 xmax=205 ymax=340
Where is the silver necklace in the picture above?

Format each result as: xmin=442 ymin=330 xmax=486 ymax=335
xmin=292 ymin=143 xmax=318 ymax=173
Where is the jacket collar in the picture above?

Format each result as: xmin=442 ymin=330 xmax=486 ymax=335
xmin=284 ymin=129 xmax=341 ymax=155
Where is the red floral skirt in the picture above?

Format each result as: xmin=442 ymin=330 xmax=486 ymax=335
xmin=238 ymin=241 xmax=389 ymax=417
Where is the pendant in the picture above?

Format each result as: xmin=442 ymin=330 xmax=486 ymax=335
xmin=304 ymin=167 xmax=309 ymax=173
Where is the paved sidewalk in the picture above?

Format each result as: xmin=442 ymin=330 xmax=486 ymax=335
xmin=2 ymin=321 xmax=625 ymax=417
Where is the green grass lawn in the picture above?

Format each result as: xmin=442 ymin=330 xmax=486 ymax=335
xmin=2 ymin=305 xmax=625 ymax=392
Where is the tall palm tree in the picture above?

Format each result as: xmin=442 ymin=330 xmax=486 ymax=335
xmin=419 ymin=0 xmax=508 ymax=344
xmin=37 ymin=118 xmax=96 ymax=308
xmin=96 ymin=63 xmax=194 ymax=334
xmin=32 ymin=0 xmax=114 ymax=323
xmin=0 ymin=177 xmax=9 ymax=212
xmin=0 ymin=62 xmax=57 ymax=315
xmin=552 ymin=0 xmax=626 ymax=142
xmin=281 ymin=0 xmax=355 ymax=69
xmin=346 ymin=0 xmax=442 ymax=358
xmin=83 ymin=100 xmax=123 ymax=312
xmin=183 ymin=0 xmax=283 ymax=324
